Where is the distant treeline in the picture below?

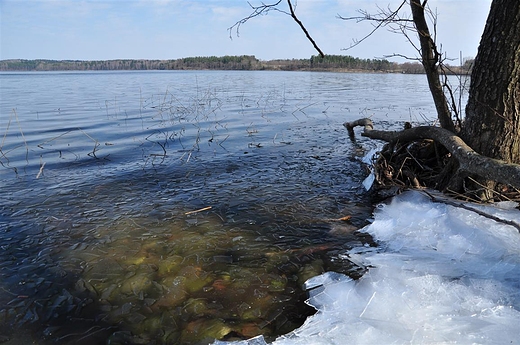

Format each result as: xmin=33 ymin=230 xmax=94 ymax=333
xmin=0 ymin=55 xmax=473 ymax=74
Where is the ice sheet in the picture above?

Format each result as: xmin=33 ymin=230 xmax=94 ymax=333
xmin=214 ymin=191 xmax=520 ymax=345
xmin=360 ymin=147 xmax=379 ymax=191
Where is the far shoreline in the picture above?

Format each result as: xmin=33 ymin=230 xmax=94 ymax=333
xmin=0 ymin=55 xmax=472 ymax=75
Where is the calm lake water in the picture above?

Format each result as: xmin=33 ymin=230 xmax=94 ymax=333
xmin=0 ymin=70 xmax=445 ymax=344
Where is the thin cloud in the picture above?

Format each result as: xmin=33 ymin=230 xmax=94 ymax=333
xmin=1 ymin=0 xmax=492 ymax=61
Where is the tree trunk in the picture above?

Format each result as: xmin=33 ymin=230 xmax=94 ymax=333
xmin=410 ymin=0 xmax=456 ymax=133
xmin=343 ymin=0 xmax=520 ymax=201
xmin=461 ymin=0 xmax=520 ymax=199
xmin=462 ymin=0 xmax=520 ymax=165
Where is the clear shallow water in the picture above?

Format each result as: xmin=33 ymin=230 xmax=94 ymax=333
xmin=238 ymin=191 xmax=520 ymax=345
xmin=1 ymin=70 xmax=439 ymax=344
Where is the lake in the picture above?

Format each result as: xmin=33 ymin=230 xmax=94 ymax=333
xmin=0 ymin=70 xmax=446 ymax=344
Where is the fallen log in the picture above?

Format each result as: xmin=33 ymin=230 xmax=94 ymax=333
xmin=344 ymin=118 xmax=520 ymax=191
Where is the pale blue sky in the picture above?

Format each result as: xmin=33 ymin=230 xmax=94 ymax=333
xmin=1 ymin=0 xmax=492 ymax=61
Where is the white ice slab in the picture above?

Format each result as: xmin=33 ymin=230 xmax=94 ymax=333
xmin=215 ymin=191 xmax=520 ymax=345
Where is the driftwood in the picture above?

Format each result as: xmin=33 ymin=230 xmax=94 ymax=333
xmin=344 ymin=118 xmax=520 ymax=194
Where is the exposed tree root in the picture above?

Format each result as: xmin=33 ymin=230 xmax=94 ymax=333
xmin=344 ymin=118 xmax=520 ymax=204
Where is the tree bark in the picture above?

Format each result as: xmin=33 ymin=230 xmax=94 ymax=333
xmin=459 ymin=0 xmax=520 ymax=199
xmin=462 ymin=0 xmax=520 ymax=164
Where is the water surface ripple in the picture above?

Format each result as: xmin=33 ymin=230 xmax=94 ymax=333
xmin=0 ymin=70 xmax=440 ymax=344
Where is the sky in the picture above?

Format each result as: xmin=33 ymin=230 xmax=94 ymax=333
xmin=0 ymin=0 xmax=492 ymax=62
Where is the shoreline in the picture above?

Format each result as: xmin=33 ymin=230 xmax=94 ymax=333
xmin=0 ymin=56 xmax=471 ymax=75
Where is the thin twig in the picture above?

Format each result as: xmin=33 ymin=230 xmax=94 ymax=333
xmin=77 ymin=128 xmax=100 ymax=158
xmin=466 ymin=176 xmax=514 ymax=202
xmin=228 ymin=0 xmax=284 ymax=38
xmin=185 ymin=206 xmax=212 ymax=215
xmin=422 ymin=190 xmax=520 ymax=233
xmin=36 ymin=161 xmax=46 ymax=179
xmin=337 ymin=0 xmax=408 ymax=51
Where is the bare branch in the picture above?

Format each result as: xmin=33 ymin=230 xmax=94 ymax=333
xmin=286 ymin=0 xmax=324 ymax=57
xmin=337 ymin=1 xmax=408 ymax=52
xmin=229 ymin=0 xmax=325 ymax=58
xmin=393 ymin=16 xmax=421 ymax=54
xmin=382 ymin=53 xmax=421 ymax=61
xmin=228 ymin=0 xmax=284 ymax=38
xmin=439 ymin=63 xmax=463 ymax=128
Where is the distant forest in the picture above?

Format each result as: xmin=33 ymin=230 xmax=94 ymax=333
xmin=0 ymin=55 xmax=473 ymax=74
